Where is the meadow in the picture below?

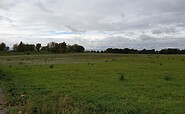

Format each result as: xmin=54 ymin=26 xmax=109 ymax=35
xmin=0 ymin=53 xmax=185 ymax=114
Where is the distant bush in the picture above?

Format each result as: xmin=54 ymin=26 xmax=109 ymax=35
xmin=163 ymin=75 xmax=173 ymax=81
xmin=150 ymin=61 xmax=155 ymax=63
xmin=19 ymin=62 xmax=24 ymax=65
xmin=6 ymin=58 xmax=11 ymax=61
xmin=88 ymin=63 xmax=94 ymax=65
xmin=120 ymin=73 xmax=125 ymax=81
xmin=50 ymin=65 xmax=54 ymax=68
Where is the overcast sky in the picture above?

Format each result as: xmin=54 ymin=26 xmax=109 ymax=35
xmin=0 ymin=0 xmax=185 ymax=50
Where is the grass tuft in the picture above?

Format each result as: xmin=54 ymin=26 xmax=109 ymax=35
xmin=119 ymin=73 xmax=125 ymax=81
xmin=49 ymin=65 xmax=54 ymax=68
xmin=163 ymin=74 xmax=173 ymax=81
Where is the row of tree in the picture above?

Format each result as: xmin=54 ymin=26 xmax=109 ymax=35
xmin=1 ymin=42 xmax=185 ymax=54
xmin=41 ymin=42 xmax=85 ymax=53
xmin=0 ymin=42 xmax=85 ymax=53
xmin=105 ymin=48 xmax=185 ymax=54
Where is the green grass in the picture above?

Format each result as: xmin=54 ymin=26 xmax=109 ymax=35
xmin=0 ymin=53 xmax=185 ymax=113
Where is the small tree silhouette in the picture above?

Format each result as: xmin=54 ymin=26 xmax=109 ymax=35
xmin=36 ymin=43 xmax=41 ymax=52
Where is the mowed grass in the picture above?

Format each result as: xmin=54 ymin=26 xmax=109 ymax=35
xmin=0 ymin=53 xmax=185 ymax=114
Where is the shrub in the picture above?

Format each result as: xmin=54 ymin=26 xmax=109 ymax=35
xmin=19 ymin=62 xmax=24 ymax=65
xmin=6 ymin=59 xmax=11 ymax=61
xmin=163 ymin=75 xmax=173 ymax=81
xmin=120 ymin=73 xmax=125 ymax=81
xmin=50 ymin=65 xmax=54 ymax=68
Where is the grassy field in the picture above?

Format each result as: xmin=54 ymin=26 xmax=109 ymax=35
xmin=0 ymin=53 xmax=185 ymax=114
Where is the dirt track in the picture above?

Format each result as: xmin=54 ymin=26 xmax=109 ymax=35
xmin=0 ymin=88 xmax=7 ymax=114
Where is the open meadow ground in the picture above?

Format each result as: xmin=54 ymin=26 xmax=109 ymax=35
xmin=0 ymin=53 xmax=185 ymax=114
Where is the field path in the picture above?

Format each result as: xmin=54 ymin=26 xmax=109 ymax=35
xmin=0 ymin=88 xmax=7 ymax=114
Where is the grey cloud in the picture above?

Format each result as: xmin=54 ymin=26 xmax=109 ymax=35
xmin=124 ymin=32 xmax=137 ymax=36
xmin=163 ymin=28 xmax=177 ymax=34
xmin=6 ymin=0 xmax=185 ymax=32
xmin=139 ymin=34 xmax=157 ymax=41
xmin=0 ymin=0 xmax=13 ymax=11
xmin=0 ymin=15 xmax=15 ymax=27
xmin=64 ymin=25 xmax=85 ymax=33
xmin=0 ymin=16 xmax=13 ymax=23
xmin=96 ymin=36 xmax=185 ymax=50
xmin=35 ymin=1 xmax=54 ymax=13
xmin=152 ymin=27 xmax=179 ymax=35
xmin=177 ymin=23 xmax=185 ymax=27
xmin=84 ymin=36 xmax=185 ymax=50
xmin=152 ymin=30 xmax=162 ymax=35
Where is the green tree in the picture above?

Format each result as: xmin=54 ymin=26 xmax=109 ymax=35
xmin=0 ymin=42 xmax=6 ymax=51
xmin=13 ymin=43 xmax=18 ymax=51
xmin=40 ymin=46 xmax=47 ymax=51
xmin=77 ymin=45 xmax=85 ymax=52
xmin=25 ymin=44 xmax=35 ymax=51
xmin=17 ymin=41 xmax=25 ymax=52
xmin=59 ymin=42 xmax=67 ymax=53
xmin=36 ymin=43 xmax=41 ymax=52
xmin=67 ymin=44 xmax=85 ymax=52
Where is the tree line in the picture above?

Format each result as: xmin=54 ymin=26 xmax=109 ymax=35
xmin=0 ymin=42 xmax=85 ymax=53
xmin=1 ymin=42 xmax=185 ymax=54
xmin=105 ymin=48 xmax=185 ymax=54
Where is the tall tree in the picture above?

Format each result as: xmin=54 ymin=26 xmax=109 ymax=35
xmin=0 ymin=42 xmax=6 ymax=51
xmin=17 ymin=41 xmax=25 ymax=52
xmin=67 ymin=44 xmax=85 ymax=52
xmin=59 ymin=42 xmax=67 ymax=53
xmin=36 ymin=43 xmax=41 ymax=52
xmin=25 ymin=44 xmax=35 ymax=51
xmin=13 ymin=43 xmax=18 ymax=51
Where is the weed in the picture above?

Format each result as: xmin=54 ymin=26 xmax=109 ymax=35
xmin=150 ymin=61 xmax=155 ymax=63
xmin=6 ymin=59 xmax=11 ymax=61
xmin=112 ymin=59 xmax=116 ymax=61
xmin=163 ymin=75 xmax=173 ymax=81
xmin=88 ymin=63 xmax=94 ymax=65
xmin=18 ymin=62 xmax=24 ymax=65
xmin=119 ymin=73 xmax=125 ymax=81
xmin=50 ymin=65 xmax=54 ymax=68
